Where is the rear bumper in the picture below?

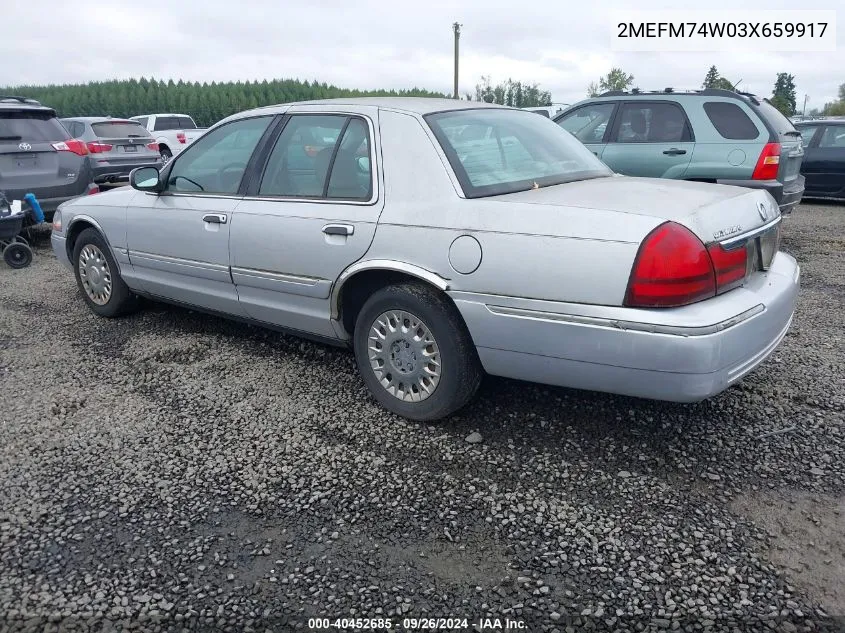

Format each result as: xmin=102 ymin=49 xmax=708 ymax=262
xmin=91 ymin=158 xmax=162 ymax=183
xmin=716 ymin=175 xmax=805 ymax=214
xmin=451 ymin=252 xmax=800 ymax=403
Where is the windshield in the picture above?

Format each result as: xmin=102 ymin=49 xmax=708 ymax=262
xmin=426 ymin=108 xmax=612 ymax=198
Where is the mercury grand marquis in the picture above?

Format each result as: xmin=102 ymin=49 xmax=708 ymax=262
xmin=51 ymin=98 xmax=800 ymax=421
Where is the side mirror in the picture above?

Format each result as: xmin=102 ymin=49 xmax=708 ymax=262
xmin=130 ymin=166 xmax=161 ymax=192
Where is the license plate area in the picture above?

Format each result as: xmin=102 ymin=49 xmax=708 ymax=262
xmin=122 ymin=145 xmax=138 ymax=152
xmin=745 ymin=225 xmax=780 ymax=276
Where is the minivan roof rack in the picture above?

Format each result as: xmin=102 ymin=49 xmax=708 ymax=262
xmin=0 ymin=95 xmax=42 ymax=105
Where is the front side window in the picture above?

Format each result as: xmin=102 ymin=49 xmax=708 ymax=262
xmin=819 ymin=126 xmax=845 ymax=148
xmin=259 ymin=115 xmax=372 ymax=200
xmin=556 ymin=103 xmax=615 ymax=144
xmin=426 ymin=108 xmax=612 ymax=198
xmin=613 ymin=103 xmax=691 ymax=143
xmin=166 ymin=116 xmax=272 ymax=194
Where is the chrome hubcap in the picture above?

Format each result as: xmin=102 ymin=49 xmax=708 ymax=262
xmin=368 ymin=310 xmax=441 ymax=402
xmin=78 ymin=245 xmax=112 ymax=305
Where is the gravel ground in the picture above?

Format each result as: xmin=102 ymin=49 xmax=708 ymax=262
xmin=1 ymin=202 xmax=843 ymax=633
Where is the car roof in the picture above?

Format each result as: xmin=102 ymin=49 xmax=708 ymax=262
xmin=0 ymin=96 xmax=55 ymax=115
xmin=61 ymin=116 xmax=139 ymax=123
xmin=131 ymin=113 xmax=192 ymax=118
xmin=244 ymin=97 xmax=507 ymax=117
xmin=796 ymin=119 xmax=845 ymax=126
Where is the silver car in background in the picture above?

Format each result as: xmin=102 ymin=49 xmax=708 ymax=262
xmin=60 ymin=117 xmax=162 ymax=185
xmin=50 ymin=98 xmax=799 ymax=421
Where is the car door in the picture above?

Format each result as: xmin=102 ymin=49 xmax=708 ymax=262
xmin=600 ymin=101 xmax=695 ymax=178
xmin=230 ymin=109 xmax=383 ymax=338
xmin=555 ymin=102 xmax=617 ymax=159
xmin=802 ymin=125 xmax=845 ymax=198
xmin=125 ymin=115 xmax=275 ymax=315
xmin=795 ymin=124 xmax=824 ymax=195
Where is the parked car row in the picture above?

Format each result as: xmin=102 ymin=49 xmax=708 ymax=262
xmin=52 ymin=97 xmax=799 ymax=421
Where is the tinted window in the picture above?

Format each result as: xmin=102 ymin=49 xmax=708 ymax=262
xmin=259 ymin=115 xmax=348 ymax=197
xmin=613 ymin=103 xmax=690 ymax=143
xmin=0 ymin=112 xmax=70 ymax=143
xmin=426 ymin=108 xmax=612 ymax=198
xmin=166 ymin=116 xmax=272 ymax=194
xmin=91 ymin=121 xmax=151 ymax=138
xmin=703 ymin=102 xmax=760 ymax=140
xmin=153 ymin=116 xmax=179 ymax=131
xmin=757 ymin=100 xmax=798 ymax=136
xmin=177 ymin=116 xmax=197 ymax=129
xmin=795 ymin=125 xmax=822 ymax=145
xmin=819 ymin=126 xmax=845 ymax=148
xmin=61 ymin=120 xmax=83 ymax=137
xmin=134 ymin=116 xmax=149 ymax=128
xmin=326 ymin=118 xmax=372 ymax=200
xmin=557 ymin=103 xmax=615 ymax=144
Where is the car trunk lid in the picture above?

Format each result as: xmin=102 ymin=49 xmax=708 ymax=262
xmin=754 ymin=100 xmax=804 ymax=184
xmin=89 ymin=120 xmax=159 ymax=163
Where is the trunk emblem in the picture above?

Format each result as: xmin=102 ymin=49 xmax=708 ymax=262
xmin=18 ymin=142 xmax=31 ymax=151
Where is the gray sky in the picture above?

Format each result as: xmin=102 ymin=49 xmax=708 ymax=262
xmin=2 ymin=0 xmax=842 ymax=109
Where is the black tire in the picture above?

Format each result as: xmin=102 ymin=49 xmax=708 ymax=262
xmin=160 ymin=147 xmax=173 ymax=163
xmin=72 ymin=228 xmax=139 ymax=318
xmin=3 ymin=242 xmax=33 ymax=269
xmin=353 ymin=281 xmax=482 ymax=421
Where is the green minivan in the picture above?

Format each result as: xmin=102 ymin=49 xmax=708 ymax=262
xmin=555 ymin=89 xmax=805 ymax=213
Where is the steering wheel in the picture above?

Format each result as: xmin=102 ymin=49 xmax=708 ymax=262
xmin=217 ymin=162 xmax=248 ymax=192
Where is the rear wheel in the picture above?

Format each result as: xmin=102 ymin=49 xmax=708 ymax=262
xmin=72 ymin=228 xmax=139 ymax=317
xmin=160 ymin=147 xmax=173 ymax=163
xmin=353 ymin=282 xmax=482 ymax=421
xmin=3 ymin=242 xmax=32 ymax=269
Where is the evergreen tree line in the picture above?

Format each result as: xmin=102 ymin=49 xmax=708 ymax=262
xmin=2 ymin=78 xmax=449 ymax=127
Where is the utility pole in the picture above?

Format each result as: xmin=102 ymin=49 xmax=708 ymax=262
xmin=453 ymin=22 xmax=461 ymax=99
xmin=803 ymin=94 xmax=809 ymax=116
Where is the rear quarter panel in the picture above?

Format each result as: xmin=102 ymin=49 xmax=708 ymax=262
xmin=370 ymin=110 xmax=660 ymax=306
xmin=683 ymin=98 xmax=767 ymax=181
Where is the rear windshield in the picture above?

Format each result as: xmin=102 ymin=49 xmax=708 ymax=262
xmin=425 ymin=108 xmax=612 ymax=198
xmin=177 ymin=116 xmax=197 ymax=129
xmin=92 ymin=121 xmax=151 ymax=138
xmin=756 ymin=100 xmax=799 ymax=137
xmin=0 ymin=111 xmax=70 ymax=143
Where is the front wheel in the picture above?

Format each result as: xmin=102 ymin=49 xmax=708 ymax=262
xmin=72 ymin=228 xmax=139 ymax=317
xmin=353 ymin=282 xmax=482 ymax=421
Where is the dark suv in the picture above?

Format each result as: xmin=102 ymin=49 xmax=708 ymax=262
xmin=0 ymin=96 xmax=96 ymax=220
xmin=555 ymin=89 xmax=805 ymax=213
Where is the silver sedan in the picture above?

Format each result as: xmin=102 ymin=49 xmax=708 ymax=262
xmin=51 ymin=98 xmax=799 ymax=421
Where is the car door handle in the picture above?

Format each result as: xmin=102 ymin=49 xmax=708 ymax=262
xmin=202 ymin=213 xmax=227 ymax=224
xmin=663 ymin=148 xmax=687 ymax=156
xmin=322 ymin=224 xmax=354 ymax=236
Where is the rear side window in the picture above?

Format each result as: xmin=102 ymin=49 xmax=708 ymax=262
xmin=0 ymin=112 xmax=70 ymax=143
xmin=612 ymin=102 xmax=692 ymax=143
xmin=795 ymin=125 xmax=821 ymax=145
xmin=177 ymin=116 xmax=197 ymax=129
xmin=92 ymin=121 xmax=150 ymax=138
xmin=133 ymin=116 xmax=149 ymax=128
xmin=153 ymin=116 xmax=179 ymax=131
xmin=703 ymin=102 xmax=759 ymax=140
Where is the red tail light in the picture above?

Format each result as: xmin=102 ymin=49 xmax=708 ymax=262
xmin=52 ymin=139 xmax=88 ymax=156
xmin=86 ymin=142 xmax=113 ymax=154
xmin=176 ymin=132 xmax=186 ymax=144
xmin=146 ymin=142 xmax=159 ymax=151
xmin=625 ymin=222 xmax=716 ymax=308
xmin=86 ymin=183 xmax=100 ymax=195
xmin=752 ymin=143 xmax=781 ymax=180
xmin=707 ymin=243 xmax=748 ymax=294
